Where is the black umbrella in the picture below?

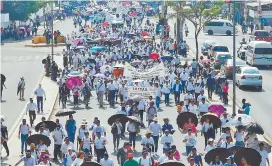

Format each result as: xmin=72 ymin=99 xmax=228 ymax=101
xmin=1 ymin=74 xmax=6 ymax=84
xmin=246 ymin=123 xmax=264 ymax=135
xmin=127 ymin=116 xmax=141 ymax=126
xmin=26 ymin=134 xmax=51 ymax=146
xmin=55 ymin=110 xmax=76 ymax=117
xmin=159 ymin=161 xmax=185 ymax=166
xmin=234 ymin=148 xmax=261 ymax=166
xmin=35 ymin=121 xmax=57 ymax=132
xmin=87 ymin=58 xmax=96 ymax=64
xmin=87 ymin=41 xmax=99 ymax=45
xmin=204 ymin=148 xmax=231 ymax=164
xmin=228 ymin=146 xmax=246 ymax=154
xmin=200 ymin=113 xmax=221 ymax=129
xmin=108 ymin=114 xmax=128 ymax=125
xmin=131 ymin=54 xmax=142 ymax=60
xmin=176 ymin=112 xmax=198 ymax=128
xmin=81 ymin=161 xmax=101 ymax=166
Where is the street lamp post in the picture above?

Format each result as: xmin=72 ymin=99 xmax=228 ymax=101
xmin=51 ymin=1 xmax=54 ymax=61
xmin=232 ymin=1 xmax=236 ymax=116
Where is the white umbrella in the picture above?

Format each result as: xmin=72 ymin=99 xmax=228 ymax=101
xmin=94 ymin=73 xmax=106 ymax=78
xmin=113 ymin=64 xmax=124 ymax=68
xmin=131 ymin=60 xmax=142 ymax=66
xmin=76 ymin=46 xmax=86 ymax=49
xmin=132 ymin=79 xmax=144 ymax=83
xmin=68 ymin=71 xmax=83 ymax=78
xmin=235 ymin=114 xmax=255 ymax=126
xmin=132 ymin=95 xmax=143 ymax=102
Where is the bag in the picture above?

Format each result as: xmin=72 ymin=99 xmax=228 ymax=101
xmin=111 ymin=123 xmax=118 ymax=134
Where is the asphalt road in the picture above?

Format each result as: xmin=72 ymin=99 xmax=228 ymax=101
xmin=167 ymin=14 xmax=272 ymax=140
xmin=0 ymin=18 xmax=77 ymax=130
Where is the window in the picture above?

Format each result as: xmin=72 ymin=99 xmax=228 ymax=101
xmin=255 ymin=48 xmax=272 ymax=54
xmin=214 ymin=46 xmax=229 ymax=52
xmin=218 ymin=54 xmax=232 ymax=60
xmin=243 ymin=69 xmax=260 ymax=74
xmin=254 ymin=31 xmax=270 ymax=36
xmin=206 ymin=22 xmax=224 ymax=26
xmin=226 ymin=23 xmax=233 ymax=27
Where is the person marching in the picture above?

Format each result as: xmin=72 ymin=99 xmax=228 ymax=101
xmin=26 ymin=98 xmax=37 ymax=126
xmin=18 ymin=119 xmax=31 ymax=154
xmin=34 ymin=84 xmax=46 ymax=113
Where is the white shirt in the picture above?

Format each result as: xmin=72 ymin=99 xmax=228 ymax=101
xmin=94 ymin=136 xmax=107 ymax=149
xmin=37 ymin=144 xmax=48 ymax=151
xmin=20 ymin=124 xmax=30 ymax=135
xmin=158 ymin=154 xmax=168 ymax=164
xmin=184 ymin=94 xmax=193 ymax=105
xmin=184 ymin=134 xmax=196 ymax=146
xmin=78 ymin=128 xmax=89 ymax=139
xmin=34 ymin=88 xmax=46 ymax=98
xmin=220 ymin=133 xmax=231 ymax=143
xmin=160 ymin=134 xmax=174 ymax=149
xmin=186 ymin=82 xmax=194 ymax=91
xmin=202 ymin=123 xmax=213 ymax=132
xmin=100 ymin=158 xmax=114 ymax=166
xmin=149 ymin=122 xmax=162 ymax=136
xmin=221 ymin=117 xmax=231 ymax=128
xmin=197 ymin=95 xmax=206 ymax=102
xmin=71 ymin=158 xmax=84 ymax=166
xmin=107 ymin=83 xmax=116 ymax=90
xmin=141 ymin=136 xmax=154 ymax=146
xmin=235 ymin=131 xmax=245 ymax=142
xmin=188 ymin=104 xmax=198 ymax=115
xmin=93 ymin=126 xmax=106 ymax=136
xmin=127 ymin=122 xmax=136 ymax=133
xmin=155 ymin=87 xmax=162 ymax=97
xmin=82 ymin=136 xmax=92 ymax=150
xmin=53 ymin=129 xmax=65 ymax=145
xmin=198 ymin=103 xmax=209 ymax=113
xmin=162 ymin=85 xmax=171 ymax=94
xmin=220 ymin=142 xmax=235 ymax=148
xmin=139 ymin=157 xmax=152 ymax=166
xmin=180 ymin=73 xmax=189 ymax=81
xmin=113 ymin=123 xmax=122 ymax=134
xmin=66 ymin=152 xmax=76 ymax=166
xmin=138 ymin=99 xmax=145 ymax=110
xmin=97 ymin=82 xmax=106 ymax=92
xmin=72 ymin=55 xmax=79 ymax=63
xmin=61 ymin=142 xmax=74 ymax=154
xmin=205 ymin=145 xmax=215 ymax=153
xmin=258 ymin=149 xmax=268 ymax=166
xmin=26 ymin=103 xmax=37 ymax=111
xmin=194 ymin=85 xmax=202 ymax=93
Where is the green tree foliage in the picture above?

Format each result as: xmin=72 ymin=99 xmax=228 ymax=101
xmin=179 ymin=4 xmax=221 ymax=60
xmin=2 ymin=1 xmax=47 ymax=21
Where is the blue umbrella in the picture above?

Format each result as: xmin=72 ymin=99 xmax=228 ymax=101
xmin=161 ymin=55 xmax=174 ymax=61
xmin=68 ymin=71 xmax=83 ymax=78
xmin=90 ymin=46 xmax=105 ymax=52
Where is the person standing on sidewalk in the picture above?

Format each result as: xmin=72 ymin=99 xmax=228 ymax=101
xmin=18 ymin=77 xmax=25 ymax=100
xmin=18 ymin=119 xmax=31 ymax=154
xmin=26 ymin=98 xmax=37 ymax=126
xmin=149 ymin=117 xmax=162 ymax=155
xmin=34 ymin=84 xmax=46 ymax=113
xmin=53 ymin=124 xmax=65 ymax=161
xmin=1 ymin=121 xmax=9 ymax=156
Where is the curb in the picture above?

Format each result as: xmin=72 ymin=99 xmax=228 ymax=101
xmin=25 ymin=43 xmax=65 ymax=47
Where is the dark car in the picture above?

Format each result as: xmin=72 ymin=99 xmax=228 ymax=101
xmin=220 ymin=59 xmax=246 ymax=77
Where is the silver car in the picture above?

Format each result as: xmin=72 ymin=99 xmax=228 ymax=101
xmin=235 ymin=67 xmax=263 ymax=90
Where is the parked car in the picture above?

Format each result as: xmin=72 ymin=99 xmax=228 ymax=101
xmin=203 ymin=19 xmax=236 ymax=36
xmin=235 ymin=66 xmax=262 ymax=90
xmin=208 ymin=45 xmax=229 ymax=58
xmin=201 ymin=40 xmax=216 ymax=55
xmin=220 ymin=59 xmax=247 ymax=77
xmin=249 ymin=30 xmax=272 ymax=43
xmin=237 ymin=44 xmax=248 ymax=60
xmin=214 ymin=52 xmax=232 ymax=69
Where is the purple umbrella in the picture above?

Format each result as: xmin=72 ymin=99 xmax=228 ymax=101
xmin=209 ymin=104 xmax=225 ymax=117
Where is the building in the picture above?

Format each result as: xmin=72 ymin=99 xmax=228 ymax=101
xmin=245 ymin=2 xmax=272 ymax=26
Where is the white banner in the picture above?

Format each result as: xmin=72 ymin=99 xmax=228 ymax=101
xmin=123 ymin=62 xmax=166 ymax=79
xmin=127 ymin=87 xmax=155 ymax=99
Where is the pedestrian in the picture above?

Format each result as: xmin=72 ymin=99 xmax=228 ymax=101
xmin=198 ymin=98 xmax=210 ymax=116
xmin=162 ymin=118 xmax=173 ymax=134
xmin=82 ymin=83 xmax=92 ymax=108
xmin=183 ymin=128 xmax=197 ymax=155
xmin=224 ymin=156 xmax=237 ymax=166
xmin=15 ymin=150 xmax=36 ymax=166
xmin=172 ymin=80 xmax=182 ymax=105
xmin=209 ymin=155 xmax=224 ymax=166
xmin=138 ymin=98 xmax=145 ymax=123
xmin=205 ymin=138 xmax=215 ymax=153
xmin=65 ymin=115 xmax=76 ymax=143
xmin=107 ymin=80 xmax=116 ymax=107
xmin=34 ymin=84 xmax=46 ymax=113
xmin=141 ymin=130 xmax=155 ymax=154
xmin=18 ymin=77 xmax=25 ymax=100
xmin=234 ymin=126 xmax=245 ymax=147
xmin=207 ymin=74 xmax=215 ymax=99
xmin=26 ymin=98 xmax=37 ymax=126
xmin=117 ymin=142 xmax=129 ymax=166
xmin=96 ymin=79 xmax=106 ymax=108
xmin=183 ymin=118 xmax=197 ymax=136
xmin=188 ymin=157 xmax=198 ymax=166
xmin=146 ymin=101 xmax=157 ymax=126
xmin=64 ymin=147 xmax=76 ymax=166
xmin=123 ymin=153 xmax=138 ymax=166
xmin=258 ymin=142 xmax=270 ymax=166
xmin=92 ymin=120 xmax=106 ymax=139
xmin=160 ymin=129 xmax=174 ymax=153
xmin=202 ymin=118 xmax=214 ymax=147
xmin=138 ymin=151 xmax=153 ymax=166
xmin=111 ymin=118 xmax=122 ymax=150
xmin=61 ymin=137 xmax=75 ymax=161
xmin=51 ymin=61 xmax=59 ymax=81
xmin=66 ymin=35 xmax=71 ymax=51
xmin=52 ymin=124 xmax=65 ymax=161
xmin=222 ymin=82 xmax=229 ymax=105
xmin=154 ymin=83 xmax=162 ymax=109
xmin=220 ymin=136 xmax=235 ymax=149
xmin=100 ymin=153 xmax=114 ymax=166
xmin=171 ymin=145 xmax=180 ymax=161
xmin=18 ymin=119 xmax=31 ymax=154
xmin=1 ymin=121 xmax=9 ymax=156
xmin=0 ymin=75 xmax=6 ymax=101
xmin=127 ymin=119 xmax=137 ymax=151
xmin=72 ymin=53 xmax=80 ymax=70
xmin=72 ymin=82 xmax=80 ymax=107
xmin=71 ymin=151 xmax=84 ymax=166
xmin=187 ymin=147 xmax=203 ymax=166
xmin=60 ymin=82 xmax=69 ymax=109
xmin=149 ymin=117 xmax=161 ymax=155
xmin=94 ymin=132 xmax=107 ymax=163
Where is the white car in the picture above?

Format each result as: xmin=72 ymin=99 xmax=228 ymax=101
xmin=235 ymin=67 xmax=263 ymax=90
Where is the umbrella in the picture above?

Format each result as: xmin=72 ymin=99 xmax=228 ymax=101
xmin=94 ymin=73 xmax=106 ymax=78
xmin=205 ymin=148 xmax=231 ymax=164
xmin=143 ymin=36 xmax=152 ymax=40
xmin=102 ymin=22 xmax=109 ymax=27
xmin=246 ymin=123 xmax=264 ymax=135
xmin=201 ymin=113 xmax=221 ymax=129
xmin=87 ymin=40 xmax=99 ymax=45
xmin=35 ymin=121 xmax=57 ymax=132
xmin=208 ymin=104 xmax=225 ymax=117
xmin=81 ymin=161 xmax=101 ymax=166
xmin=149 ymin=53 xmax=159 ymax=60
xmin=1 ymin=74 xmax=6 ymax=84
xmin=26 ymin=134 xmax=51 ymax=146
xmin=87 ymin=58 xmax=96 ymax=64
xmin=66 ymin=77 xmax=83 ymax=89
xmin=141 ymin=31 xmax=148 ymax=36
xmin=235 ymin=114 xmax=255 ymax=126
xmin=68 ymin=71 xmax=83 ymax=77
xmin=176 ymin=112 xmax=198 ymax=128
xmin=108 ymin=114 xmax=128 ymax=125
xmin=132 ymin=79 xmax=144 ymax=83
xmin=131 ymin=60 xmax=142 ymax=66
xmin=159 ymin=161 xmax=185 ymax=166
xmin=126 ymin=99 xmax=133 ymax=105
xmin=90 ymin=46 xmax=105 ymax=52
xmin=113 ymin=64 xmax=124 ymax=68
xmin=76 ymin=45 xmax=86 ymax=49
xmin=252 ymin=141 xmax=271 ymax=153
xmin=127 ymin=116 xmax=141 ymax=126
xmin=135 ymin=40 xmax=146 ymax=43
xmin=131 ymin=54 xmax=142 ymax=60
xmin=131 ymin=95 xmax=143 ymax=102
xmin=234 ymin=148 xmax=261 ymax=166
xmin=161 ymin=55 xmax=174 ymax=61
xmin=228 ymin=146 xmax=246 ymax=154
xmin=100 ymin=65 xmax=112 ymax=73
xmin=55 ymin=110 xmax=76 ymax=117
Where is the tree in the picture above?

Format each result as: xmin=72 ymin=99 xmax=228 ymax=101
xmin=2 ymin=1 xmax=47 ymax=21
xmin=179 ymin=4 xmax=221 ymax=60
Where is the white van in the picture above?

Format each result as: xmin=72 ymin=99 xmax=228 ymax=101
xmin=203 ymin=19 xmax=235 ymax=36
xmin=245 ymin=41 xmax=272 ymax=66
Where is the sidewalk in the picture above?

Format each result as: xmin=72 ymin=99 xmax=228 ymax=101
xmin=206 ymin=91 xmax=272 ymax=161
xmin=1 ymin=56 xmax=62 ymax=166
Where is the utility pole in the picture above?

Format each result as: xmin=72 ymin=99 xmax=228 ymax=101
xmin=258 ymin=0 xmax=262 ymax=29
xmin=232 ymin=1 xmax=236 ymax=116
xmin=51 ymin=1 xmax=54 ymax=61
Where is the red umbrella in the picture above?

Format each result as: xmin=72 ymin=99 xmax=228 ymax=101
xmin=149 ymin=53 xmax=159 ymax=60
xmin=102 ymin=22 xmax=109 ymax=27
xmin=141 ymin=31 xmax=148 ymax=36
